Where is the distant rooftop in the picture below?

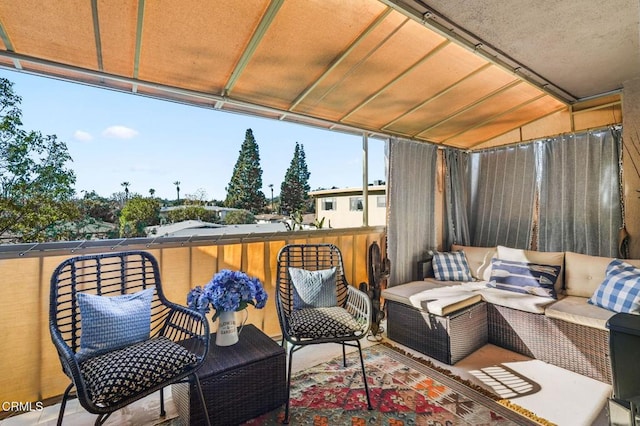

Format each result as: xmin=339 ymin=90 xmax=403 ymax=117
xmin=309 ymin=184 xmax=386 ymax=197
xmin=147 ymin=220 xmax=287 ymax=238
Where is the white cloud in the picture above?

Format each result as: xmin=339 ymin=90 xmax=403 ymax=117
xmin=73 ymin=130 xmax=93 ymax=142
xmin=102 ymin=125 xmax=139 ymax=139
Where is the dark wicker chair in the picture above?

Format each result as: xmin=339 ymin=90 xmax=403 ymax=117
xmin=276 ymin=244 xmax=373 ymax=423
xmin=49 ymin=251 xmax=211 ymax=426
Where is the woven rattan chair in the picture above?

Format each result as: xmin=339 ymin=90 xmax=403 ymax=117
xmin=276 ymin=244 xmax=373 ymax=423
xmin=49 ymin=251 xmax=211 ymax=426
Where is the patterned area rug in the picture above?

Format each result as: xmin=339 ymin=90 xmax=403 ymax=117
xmin=245 ymin=344 xmax=543 ymax=425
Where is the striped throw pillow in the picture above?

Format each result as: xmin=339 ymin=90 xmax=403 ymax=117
xmin=588 ymin=259 xmax=640 ymax=313
xmin=432 ymin=251 xmax=473 ymax=281
xmin=489 ymin=259 xmax=559 ymax=298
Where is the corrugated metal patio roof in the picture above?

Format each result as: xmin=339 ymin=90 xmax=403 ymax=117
xmin=0 ymin=1 xmax=628 ymax=149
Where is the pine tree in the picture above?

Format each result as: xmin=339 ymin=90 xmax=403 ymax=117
xmin=280 ymin=142 xmax=311 ymax=215
xmin=225 ymin=129 xmax=266 ymax=213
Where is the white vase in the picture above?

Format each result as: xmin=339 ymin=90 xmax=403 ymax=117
xmin=215 ymin=310 xmax=239 ymax=346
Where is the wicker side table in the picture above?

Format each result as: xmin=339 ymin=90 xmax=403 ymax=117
xmin=172 ymin=324 xmax=286 ymax=425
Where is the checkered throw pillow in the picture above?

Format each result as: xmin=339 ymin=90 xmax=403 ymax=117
xmin=588 ymin=259 xmax=640 ymax=313
xmin=432 ymin=251 xmax=473 ymax=281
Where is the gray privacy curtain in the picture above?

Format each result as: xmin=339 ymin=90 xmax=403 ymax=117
xmin=443 ymin=148 xmax=471 ymax=248
xmin=469 ymin=143 xmax=537 ymax=249
xmin=538 ymin=127 xmax=622 ymax=256
xmin=386 ymin=138 xmax=438 ymax=286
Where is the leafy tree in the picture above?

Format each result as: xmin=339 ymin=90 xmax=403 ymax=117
xmin=184 ymin=188 xmax=208 ymax=205
xmin=224 ymin=209 xmax=256 ymax=225
xmin=174 ymin=181 xmax=181 ymax=202
xmin=0 ymin=78 xmax=79 ymax=242
xmin=149 ymin=188 xmax=155 ymax=198
xmin=121 ymin=181 xmax=130 ymax=200
xmin=225 ymin=129 xmax=266 ymax=213
xmin=280 ymin=142 xmax=310 ymax=215
xmin=79 ymin=190 xmax=117 ymax=223
xmin=168 ymin=206 xmax=219 ymax=223
xmin=119 ymin=196 xmax=160 ymax=237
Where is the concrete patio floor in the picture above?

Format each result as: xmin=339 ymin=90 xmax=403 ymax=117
xmin=1 ymin=324 xmax=612 ymax=426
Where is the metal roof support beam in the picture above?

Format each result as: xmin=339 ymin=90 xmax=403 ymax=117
xmin=91 ymin=0 xmax=104 ymax=73
xmin=223 ymin=0 xmax=284 ymax=97
xmin=381 ymin=62 xmax=492 ymax=130
xmin=341 ymin=40 xmax=450 ymax=122
xmin=415 ymin=79 xmax=522 ymax=137
xmin=441 ymin=93 xmax=547 ymax=145
xmin=0 ymin=18 xmax=13 ymax=52
xmin=362 ymin=133 xmax=369 ymax=227
xmin=289 ymin=7 xmax=393 ymax=112
xmin=0 ymin=16 xmax=19 ymax=69
xmin=133 ymin=0 xmax=145 ymax=79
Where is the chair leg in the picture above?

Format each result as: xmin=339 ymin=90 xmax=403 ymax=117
xmin=356 ymin=340 xmax=373 ymax=410
xmin=94 ymin=412 xmax=111 ymax=426
xmin=193 ymin=374 xmax=212 ymax=426
xmin=283 ymin=344 xmax=296 ymax=424
xmin=159 ymin=388 xmax=166 ymax=417
xmin=342 ymin=343 xmax=347 ymax=367
xmin=56 ymin=383 xmax=74 ymax=426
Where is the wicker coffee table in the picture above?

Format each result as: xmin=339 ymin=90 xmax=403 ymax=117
xmin=172 ymin=324 xmax=286 ymax=425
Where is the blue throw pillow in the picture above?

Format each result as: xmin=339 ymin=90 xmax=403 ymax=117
xmin=589 ymin=259 xmax=640 ymax=313
xmin=289 ymin=267 xmax=337 ymax=310
xmin=77 ymin=286 xmax=155 ymax=361
xmin=432 ymin=251 xmax=473 ymax=281
xmin=489 ymin=259 xmax=560 ymax=298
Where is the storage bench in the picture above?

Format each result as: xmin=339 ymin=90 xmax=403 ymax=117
xmin=386 ymin=299 xmax=488 ymax=364
xmin=172 ymin=324 xmax=286 ymax=425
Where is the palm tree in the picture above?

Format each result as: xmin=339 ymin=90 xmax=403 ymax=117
xmin=174 ymin=181 xmax=181 ymax=203
xmin=121 ymin=181 xmax=130 ymax=200
xmin=149 ymin=188 xmax=156 ymax=198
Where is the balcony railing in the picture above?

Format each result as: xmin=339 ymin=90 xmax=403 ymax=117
xmin=0 ymin=226 xmax=385 ymax=409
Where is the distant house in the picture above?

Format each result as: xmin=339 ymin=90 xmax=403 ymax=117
xmin=159 ymin=205 xmax=239 ymax=223
xmin=309 ymin=184 xmax=386 ymax=229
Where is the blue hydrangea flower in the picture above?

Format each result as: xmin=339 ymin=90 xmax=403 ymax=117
xmin=186 ymin=269 xmax=268 ymax=321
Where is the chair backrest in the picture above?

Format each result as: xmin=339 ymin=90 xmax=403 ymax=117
xmin=49 ymin=251 xmax=168 ymax=354
xmin=276 ymin=244 xmax=348 ymax=315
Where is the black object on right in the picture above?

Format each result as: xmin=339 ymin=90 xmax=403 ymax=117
xmin=608 ymin=312 xmax=640 ymax=425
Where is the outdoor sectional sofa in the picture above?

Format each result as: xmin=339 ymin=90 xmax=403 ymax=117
xmin=381 ymin=245 xmax=640 ymax=384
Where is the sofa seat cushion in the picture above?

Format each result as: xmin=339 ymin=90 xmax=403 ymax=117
xmin=545 ymin=296 xmax=615 ymax=331
xmin=382 ymin=281 xmax=483 ymax=316
xmin=475 ymin=287 xmax=558 ymax=314
xmin=382 ymin=281 xmax=449 ymax=306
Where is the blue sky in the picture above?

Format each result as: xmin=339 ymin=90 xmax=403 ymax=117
xmin=0 ymin=68 xmax=386 ymax=201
